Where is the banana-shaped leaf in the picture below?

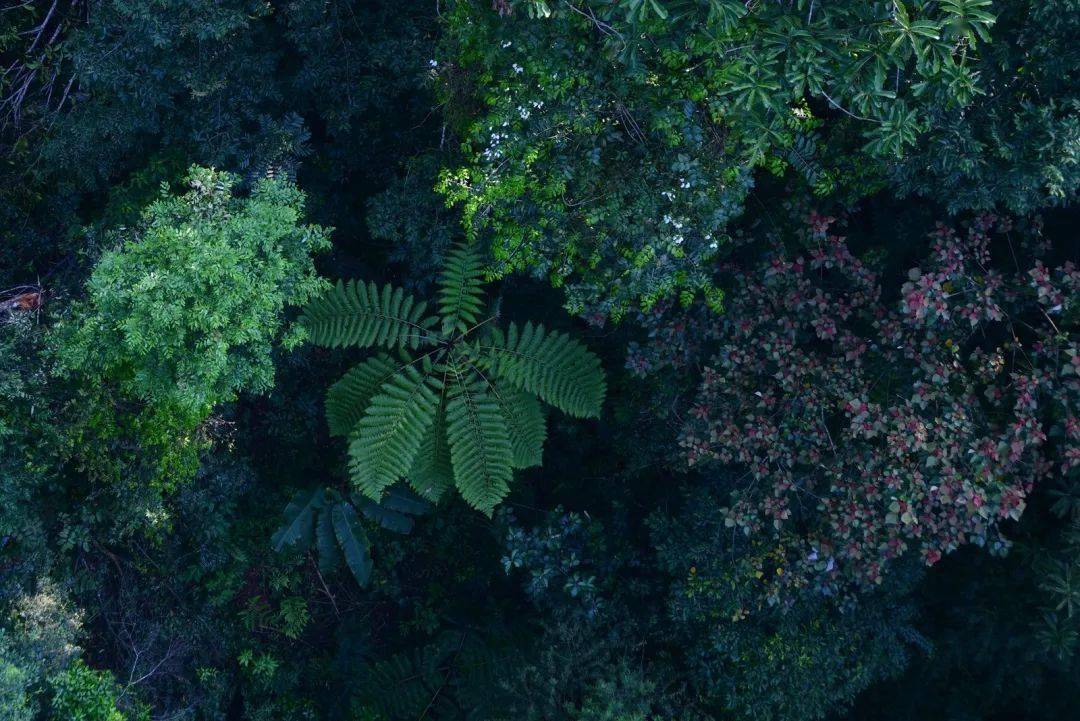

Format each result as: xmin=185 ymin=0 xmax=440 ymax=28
xmin=315 ymin=504 xmax=343 ymax=572
xmin=358 ymin=486 xmax=430 ymax=534
xmin=271 ymin=487 xmax=325 ymax=552
xmin=331 ymin=501 xmax=372 ymax=586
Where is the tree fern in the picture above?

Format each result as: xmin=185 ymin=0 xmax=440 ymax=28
xmin=301 ymin=279 xmax=435 ymax=349
xmin=302 ymin=240 xmax=605 ymax=515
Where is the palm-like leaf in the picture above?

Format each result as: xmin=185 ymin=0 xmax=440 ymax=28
xmin=301 ymin=279 xmax=436 ymax=350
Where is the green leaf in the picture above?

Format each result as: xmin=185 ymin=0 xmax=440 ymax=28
xmin=493 ymin=386 xmax=546 ymax=469
xmin=315 ymin=503 xmax=342 ymax=572
xmin=359 ymin=502 xmax=414 ymax=534
xmin=331 ymin=501 xmax=372 ymax=586
xmin=381 ymin=485 xmax=433 ymax=516
xmin=271 ymin=488 xmax=325 ymax=552
xmin=358 ymin=485 xmax=429 ymax=534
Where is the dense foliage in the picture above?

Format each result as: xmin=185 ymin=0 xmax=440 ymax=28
xmin=0 ymin=1 xmax=1075 ymax=720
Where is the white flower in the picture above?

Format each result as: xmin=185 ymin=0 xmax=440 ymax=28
xmin=429 ymin=59 xmax=438 ymax=68
xmin=512 ymin=63 xmax=524 ymax=74
xmin=501 ymin=40 xmax=513 ymax=48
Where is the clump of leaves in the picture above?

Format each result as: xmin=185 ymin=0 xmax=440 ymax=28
xmin=272 ymin=485 xmax=429 ymax=586
xmin=301 ymin=241 xmax=606 ymax=514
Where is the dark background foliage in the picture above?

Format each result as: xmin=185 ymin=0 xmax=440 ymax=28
xmin=0 ymin=1 xmax=1076 ymax=720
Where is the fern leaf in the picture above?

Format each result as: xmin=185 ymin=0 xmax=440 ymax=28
xmin=271 ymin=488 xmax=325 ymax=552
xmin=445 ymin=372 xmax=514 ymax=515
xmin=361 ymin=644 xmax=449 ymax=720
xmin=437 ymin=243 xmax=487 ymax=335
xmin=331 ymin=501 xmax=372 ymax=586
xmin=325 ymin=354 xmax=399 ymax=436
xmin=301 ymin=279 xmax=436 ymax=350
xmin=349 ymin=366 xmax=441 ymax=499
xmin=492 ymin=386 xmax=546 ymax=468
xmin=481 ymin=322 xmax=605 ymax=418
xmin=407 ymin=402 xmax=454 ymax=502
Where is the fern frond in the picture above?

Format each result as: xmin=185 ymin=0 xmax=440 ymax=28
xmin=301 ymin=279 xmax=436 ymax=350
xmin=360 ymin=639 xmax=456 ymax=720
xmin=445 ymin=369 xmax=514 ymax=515
xmin=271 ymin=488 xmax=325 ymax=552
xmin=437 ymin=243 xmax=487 ymax=335
xmin=481 ymin=321 xmax=605 ymax=418
xmin=331 ymin=501 xmax=372 ymax=586
xmin=349 ymin=366 xmax=441 ymax=499
xmin=407 ymin=401 xmax=454 ymax=502
xmin=325 ymin=354 xmax=400 ymax=436
xmin=492 ymin=386 xmax=546 ymax=469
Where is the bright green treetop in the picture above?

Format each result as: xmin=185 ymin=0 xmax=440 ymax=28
xmin=59 ymin=166 xmax=330 ymax=421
